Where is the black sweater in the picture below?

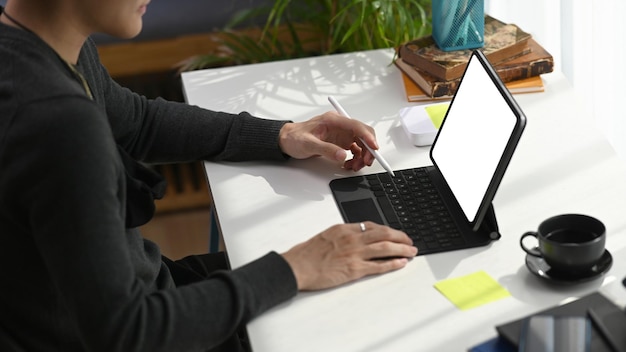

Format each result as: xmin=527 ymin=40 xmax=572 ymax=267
xmin=0 ymin=18 xmax=297 ymax=352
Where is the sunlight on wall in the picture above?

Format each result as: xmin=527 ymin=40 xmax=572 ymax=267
xmin=485 ymin=0 xmax=626 ymax=160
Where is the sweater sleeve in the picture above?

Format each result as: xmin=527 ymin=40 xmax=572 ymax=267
xmin=80 ymin=39 xmax=289 ymax=164
xmin=6 ymin=98 xmax=297 ymax=352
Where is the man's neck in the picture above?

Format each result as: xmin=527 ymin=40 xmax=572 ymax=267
xmin=1 ymin=2 xmax=86 ymax=64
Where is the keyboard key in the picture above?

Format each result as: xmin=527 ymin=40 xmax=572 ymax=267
xmin=376 ymin=196 xmax=399 ymax=224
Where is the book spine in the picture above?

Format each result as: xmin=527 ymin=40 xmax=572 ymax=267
xmin=398 ymin=44 xmax=448 ymax=81
xmin=394 ymin=58 xmax=437 ymax=97
xmin=430 ymin=80 xmax=458 ymax=97
xmin=421 ymin=60 xmax=551 ymax=97
xmin=497 ymin=59 xmax=554 ymax=83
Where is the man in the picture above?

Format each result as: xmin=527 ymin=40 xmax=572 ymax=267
xmin=0 ymin=0 xmax=416 ymax=351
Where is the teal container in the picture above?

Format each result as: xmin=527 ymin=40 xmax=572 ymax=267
xmin=432 ymin=0 xmax=484 ymax=51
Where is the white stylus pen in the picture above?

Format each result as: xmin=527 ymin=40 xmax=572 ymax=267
xmin=328 ymin=96 xmax=395 ymax=177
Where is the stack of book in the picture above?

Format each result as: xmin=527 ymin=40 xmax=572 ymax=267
xmin=395 ymin=15 xmax=554 ymax=102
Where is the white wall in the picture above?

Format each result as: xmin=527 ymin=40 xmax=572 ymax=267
xmin=485 ymin=0 xmax=626 ymax=160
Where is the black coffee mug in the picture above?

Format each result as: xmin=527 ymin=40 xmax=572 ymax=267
xmin=520 ymin=214 xmax=606 ymax=273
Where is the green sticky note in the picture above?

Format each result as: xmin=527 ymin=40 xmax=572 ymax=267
xmin=424 ymin=103 xmax=450 ymax=129
xmin=434 ymin=271 xmax=510 ymax=310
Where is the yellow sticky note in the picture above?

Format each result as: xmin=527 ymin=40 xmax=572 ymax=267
xmin=434 ymin=271 xmax=510 ymax=310
xmin=424 ymin=103 xmax=449 ymax=129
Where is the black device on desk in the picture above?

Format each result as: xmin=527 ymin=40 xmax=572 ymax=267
xmin=519 ymin=315 xmax=591 ymax=352
xmin=497 ymin=292 xmax=626 ymax=352
xmin=329 ymin=49 xmax=526 ymax=255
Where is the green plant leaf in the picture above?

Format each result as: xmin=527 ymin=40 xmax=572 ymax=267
xmin=182 ymin=0 xmax=433 ymax=71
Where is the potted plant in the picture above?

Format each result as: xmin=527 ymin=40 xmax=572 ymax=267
xmin=180 ymin=0 xmax=432 ymax=71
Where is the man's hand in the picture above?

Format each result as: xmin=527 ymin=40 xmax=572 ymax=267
xmin=281 ymin=222 xmax=417 ymax=291
xmin=278 ymin=111 xmax=379 ymax=171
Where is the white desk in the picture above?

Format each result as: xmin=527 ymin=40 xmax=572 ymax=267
xmin=181 ymin=49 xmax=626 ymax=351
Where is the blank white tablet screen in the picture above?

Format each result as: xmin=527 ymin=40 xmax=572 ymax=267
xmin=430 ymin=54 xmax=518 ymax=222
